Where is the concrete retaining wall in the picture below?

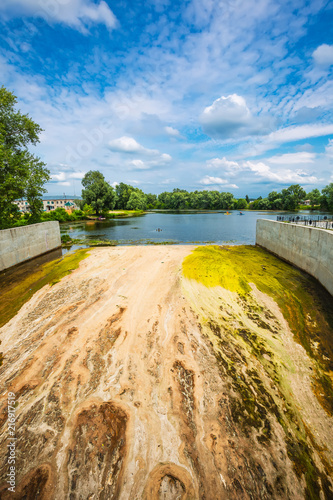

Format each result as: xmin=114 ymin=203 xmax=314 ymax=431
xmin=256 ymin=219 xmax=333 ymax=296
xmin=0 ymin=221 xmax=61 ymax=271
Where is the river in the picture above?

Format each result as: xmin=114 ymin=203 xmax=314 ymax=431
xmin=60 ymin=210 xmax=331 ymax=251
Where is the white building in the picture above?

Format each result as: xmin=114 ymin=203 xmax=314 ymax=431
xmin=14 ymin=196 xmax=80 ymax=212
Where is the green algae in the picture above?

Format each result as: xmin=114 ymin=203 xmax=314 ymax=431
xmin=183 ymin=245 xmax=333 ymax=498
xmin=0 ymin=249 xmax=89 ymax=329
xmin=183 ymin=245 xmax=333 ymax=415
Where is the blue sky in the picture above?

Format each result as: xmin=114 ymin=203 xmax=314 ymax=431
xmin=1 ymin=0 xmax=333 ymax=197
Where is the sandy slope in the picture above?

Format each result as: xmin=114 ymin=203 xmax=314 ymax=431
xmin=0 ymin=246 xmax=332 ymax=499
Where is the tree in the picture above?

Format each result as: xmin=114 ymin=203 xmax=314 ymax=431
xmin=0 ymin=86 xmax=50 ymax=228
xmin=281 ymin=184 xmax=306 ymax=210
xmin=307 ymin=188 xmax=321 ymax=208
xmin=146 ymin=193 xmax=157 ymax=209
xmin=321 ymin=183 xmax=333 ymax=211
xmin=115 ymin=182 xmax=134 ymax=209
xmin=126 ymin=191 xmax=147 ymax=210
xmin=236 ymin=198 xmax=248 ymax=209
xmin=81 ymin=170 xmax=117 ymax=215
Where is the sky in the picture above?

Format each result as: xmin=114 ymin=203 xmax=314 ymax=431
xmin=0 ymin=0 xmax=333 ymax=198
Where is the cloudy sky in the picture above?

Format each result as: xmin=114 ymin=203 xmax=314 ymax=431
xmin=1 ymin=0 xmax=333 ymax=197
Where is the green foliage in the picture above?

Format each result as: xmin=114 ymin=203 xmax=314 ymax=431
xmin=126 ymin=191 xmax=147 ymax=210
xmin=81 ymin=170 xmax=117 ymax=215
xmin=281 ymin=184 xmax=306 ymax=210
xmin=307 ymin=188 xmax=321 ymax=208
xmin=82 ymin=203 xmax=94 ymax=215
xmin=321 ymin=183 xmax=333 ymax=211
xmin=236 ymin=198 xmax=248 ymax=209
xmin=41 ymin=208 xmax=84 ymax=222
xmin=0 ymin=86 xmax=50 ymax=228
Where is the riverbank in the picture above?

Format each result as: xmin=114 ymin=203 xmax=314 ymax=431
xmin=0 ymin=245 xmax=332 ymax=498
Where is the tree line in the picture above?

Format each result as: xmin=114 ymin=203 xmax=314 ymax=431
xmin=79 ymin=172 xmax=333 ymax=213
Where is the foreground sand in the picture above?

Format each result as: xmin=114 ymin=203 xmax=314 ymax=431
xmin=0 ymin=246 xmax=332 ymax=499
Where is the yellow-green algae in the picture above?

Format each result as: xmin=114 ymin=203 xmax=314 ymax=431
xmin=0 ymin=249 xmax=89 ymax=329
xmin=183 ymin=245 xmax=333 ymax=498
xmin=183 ymin=245 xmax=333 ymax=412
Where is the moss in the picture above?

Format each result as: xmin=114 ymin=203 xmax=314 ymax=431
xmin=0 ymin=249 xmax=89 ymax=328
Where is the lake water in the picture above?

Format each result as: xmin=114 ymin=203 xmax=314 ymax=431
xmin=61 ymin=210 xmax=331 ymax=250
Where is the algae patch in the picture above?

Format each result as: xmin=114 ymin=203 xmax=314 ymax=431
xmin=0 ymin=249 xmax=89 ymax=329
xmin=183 ymin=245 xmax=333 ymax=415
xmin=182 ymin=245 xmax=333 ymax=498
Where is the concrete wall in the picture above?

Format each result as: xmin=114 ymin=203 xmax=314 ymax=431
xmin=0 ymin=221 xmax=61 ymax=271
xmin=256 ymin=219 xmax=333 ymax=296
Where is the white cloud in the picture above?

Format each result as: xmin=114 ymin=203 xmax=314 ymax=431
xmin=109 ymin=136 xmax=162 ymax=156
xmin=200 ymin=94 xmax=270 ymax=139
xmin=130 ymin=153 xmax=172 ymax=170
xmin=109 ymin=136 xmax=149 ymax=154
xmin=326 ymin=139 xmax=333 ymax=159
xmin=51 ymin=172 xmax=67 ymax=182
xmin=165 ymin=126 xmax=180 ymax=137
xmin=244 ymin=161 xmax=319 ymax=184
xmin=312 ymin=44 xmax=333 ymax=67
xmin=267 ymin=152 xmax=316 ymax=165
xmin=0 ymin=0 xmax=117 ymax=32
xmin=199 ymin=176 xmax=238 ymax=189
xmin=262 ymin=124 xmax=333 ymax=149
xmin=69 ymin=171 xmax=86 ymax=179
xmin=206 ymin=157 xmax=241 ymax=176
xmin=201 ymin=94 xmax=251 ymax=138
xmin=109 ymin=137 xmax=172 ymax=170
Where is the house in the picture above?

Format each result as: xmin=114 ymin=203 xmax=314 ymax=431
xmin=14 ymin=196 xmax=81 ymax=212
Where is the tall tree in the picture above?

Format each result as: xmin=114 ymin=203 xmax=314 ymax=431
xmin=281 ymin=184 xmax=306 ymax=210
xmin=0 ymin=86 xmax=50 ymax=228
xmin=81 ymin=170 xmax=117 ymax=215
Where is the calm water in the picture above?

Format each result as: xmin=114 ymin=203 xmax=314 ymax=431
xmin=61 ymin=210 xmax=331 ymax=250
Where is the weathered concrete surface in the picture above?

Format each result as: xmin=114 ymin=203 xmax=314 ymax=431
xmin=0 ymin=222 xmax=61 ymax=271
xmin=256 ymin=219 xmax=333 ymax=296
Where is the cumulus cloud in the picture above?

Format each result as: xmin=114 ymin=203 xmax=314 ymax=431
xmin=51 ymin=172 xmax=67 ymax=182
xmin=199 ymin=176 xmax=238 ymax=188
xmin=0 ymin=0 xmax=117 ymax=32
xmin=200 ymin=94 xmax=269 ymax=139
xmin=109 ymin=136 xmax=160 ymax=155
xmin=50 ymin=170 xmax=85 ymax=183
xmin=244 ymin=161 xmax=319 ymax=184
xmin=312 ymin=44 xmax=333 ymax=67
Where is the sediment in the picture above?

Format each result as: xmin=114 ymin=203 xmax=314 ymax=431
xmin=0 ymin=245 xmax=332 ymax=499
